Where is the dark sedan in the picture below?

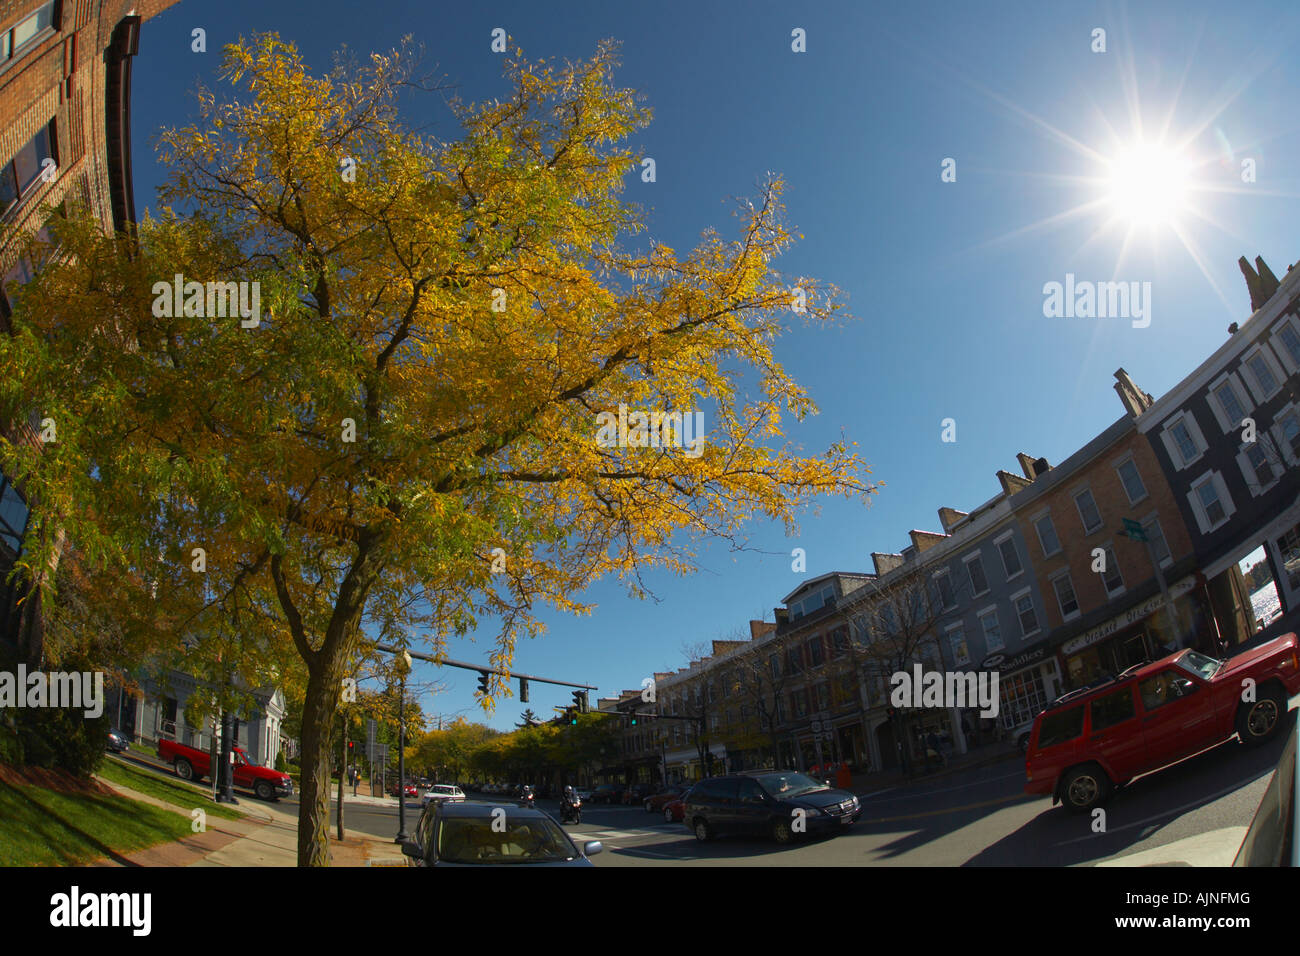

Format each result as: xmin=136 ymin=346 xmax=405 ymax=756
xmin=401 ymin=802 xmax=603 ymax=866
xmin=107 ymin=729 xmax=131 ymax=753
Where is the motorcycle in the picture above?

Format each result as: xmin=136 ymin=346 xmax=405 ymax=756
xmin=560 ymin=795 xmax=582 ymax=824
xmin=519 ymin=787 xmax=536 ymax=809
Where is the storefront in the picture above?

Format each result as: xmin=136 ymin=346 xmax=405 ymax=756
xmin=1060 ymin=576 xmax=1201 ymax=687
xmin=981 ymin=644 xmax=1060 ymax=735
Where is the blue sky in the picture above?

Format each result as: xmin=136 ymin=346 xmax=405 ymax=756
xmin=130 ymin=0 xmax=1300 ymax=731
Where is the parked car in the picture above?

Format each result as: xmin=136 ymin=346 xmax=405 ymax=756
xmin=421 ymin=784 xmax=466 ymax=809
xmin=401 ymin=802 xmax=603 ymax=867
xmin=390 ymin=781 xmax=419 ymax=798
xmin=106 ymin=729 xmax=130 ymax=754
xmin=590 ymin=783 xmax=624 ymax=804
xmin=1025 ymin=637 xmax=1300 ymax=814
xmin=662 ymin=787 xmax=693 ymax=823
xmin=684 ymin=771 xmax=861 ymax=844
xmin=644 ymin=784 xmax=687 ymax=812
xmin=622 ymin=783 xmax=652 ymax=805
xmin=157 ymin=738 xmax=294 ymax=801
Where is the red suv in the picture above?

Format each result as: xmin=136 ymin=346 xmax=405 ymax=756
xmin=1025 ymin=636 xmax=1300 ymax=813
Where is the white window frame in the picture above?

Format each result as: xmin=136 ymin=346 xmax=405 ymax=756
xmin=1051 ymin=569 xmax=1081 ymax=622
xmin=1240 ymin=343 xmax=1286 ymax=405
xmin=1159 ymin=412 xmax=1208 ymax=470
xmin=1096 ymin=541 xmax=1125 ymax=598
xmin=1187 ymin=470 xmax=1235 ymax=534
xmin=963 ymin=551 xmax=990 ymax=598
xmin=1140 ymin=513 xmax=1174 ymax=569
xmin=993 ymin=529 xmax=1023 ymax=580
xmin=1072 ymin=486 xmax=1104 ymax=536
xmin=978 ymin=605 xmax=1004 ymax=653
xmin=1010 ymin=587 xmax=1040 ymax=639
xmin=1269 ymin=402 xmax=1300 ymax=467
xmin=1207 ymin=370 xmax=1254 ymax=434
xmin=946 ymin=623 xmax=970 ymax=667
xmin=1111 ymin=452 xmax=1148 ymax=507
xmin=1237 ymin=434 xmax=1281 ymax=497
xmin=1269 ymin=313 xmax=1300 ymax=376
xmin=1032 ymin=510 xmax=1061 ymax=558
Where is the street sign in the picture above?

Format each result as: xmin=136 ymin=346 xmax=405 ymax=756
xmin=1122 ymin=518 xmax=1148 ymax=542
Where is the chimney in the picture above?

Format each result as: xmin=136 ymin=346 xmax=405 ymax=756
xmin=1240 ymin=256 xmax=1281 ymax=312
xmin=749 ymin=619 xmax=775 ymax=640
xmin=1015 ymin=453 xmax=1038 ymax=480
xmin=908 ymin=530 xmax=947 ymax=553
xmin=937 ymin=507 xmax=969 ymax=532
xmin=1114 ymin=367 xmax=1153 ymax=416
xmin=871 ymin=552 xmax=904 ymax=576
xmin=997 ymin=470 xmax=1033 ymax=495
xmin=1033 ymin=457 xmax=1050 ymax=477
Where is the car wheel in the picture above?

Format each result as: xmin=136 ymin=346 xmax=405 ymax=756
xmin=174 ymin=759 xmax=194 ymax=782
xmin=664 ymin=807 xmax=675 ymax=822
xmin=772 ymin=818 xmax=795 ymax=845
xmin=1060 ymin=764 xmax=1111 ymax=813
xmin=1236 ymin=688 xmax=1287 ymax=745
xmin=254 ymin=780 xmax=274 ymax=801
xmin=693 ymin=818 xmax=711 ymax=842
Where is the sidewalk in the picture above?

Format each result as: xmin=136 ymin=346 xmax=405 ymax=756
xmin=90 ymin=777 xmax=398 ymax=867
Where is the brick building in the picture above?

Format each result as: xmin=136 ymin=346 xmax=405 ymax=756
xmin=0 ymin=0 xmax=179 ymax=661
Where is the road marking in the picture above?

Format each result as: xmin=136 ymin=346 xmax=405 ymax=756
xmin=868 ymin=792 xmax=1025 ymax=823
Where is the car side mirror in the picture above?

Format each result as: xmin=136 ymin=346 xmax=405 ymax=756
xmin=400 ymin=840 xmax=423 ymax=860
xmin=583 ymin=840 xmax=603 ymax=857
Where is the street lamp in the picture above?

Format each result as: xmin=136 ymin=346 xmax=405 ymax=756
xmin=394 ymin=649 xmax=413 ymax=844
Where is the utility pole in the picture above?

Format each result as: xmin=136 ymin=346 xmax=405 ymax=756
xmin=337 ymin=708 xmax=347 ymax=841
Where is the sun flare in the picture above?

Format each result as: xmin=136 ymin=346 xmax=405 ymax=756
xmin=1104 ymin=142 xmax=1192 ymax=228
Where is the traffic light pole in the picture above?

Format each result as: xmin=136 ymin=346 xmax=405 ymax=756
xmin=337 ymin=717 xmax=346 ymax=841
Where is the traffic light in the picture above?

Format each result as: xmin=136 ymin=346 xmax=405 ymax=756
xmin=519 ymin=678 xmax=529 ymax=703
xmin=886 ymin=706 xmax=897 ymax=719
xmin=347 ymin=740 xmax=354 ymax=752
xmin=567 ymin=707 xmax=578 ymax=726
xmin=476 ymin=670 xmax=490 ymax=695
xmin=627 ymin=712 xmax=638 ymax=727
xmin=572 ymin=690 xmax=588 ymax=713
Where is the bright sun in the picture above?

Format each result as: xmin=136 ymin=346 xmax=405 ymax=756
xmin=1105 ymin=142 xmax=1192 ymax=227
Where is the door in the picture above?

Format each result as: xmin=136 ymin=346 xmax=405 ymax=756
xmin=1086 ymin=685 xmax=1145 ymax=782
xmin=734 ymin=778 xmax=769 ymax=835
xmin=232 ymin=751 xmax=254 ymax=788
xmin=1137 ymin=668 xmax=1217 ymax=765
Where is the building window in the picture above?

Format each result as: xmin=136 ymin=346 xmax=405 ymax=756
xmin=1240 ymin=439 xmax=1278 ymax=493
xmin=1115 ymin=458 xmax=1147 ymax=505
xmin=814 ymin=683 xmax=831 ymax=711
xmin=806 ymin=636 xmax=824 ymax=668
xmin=786 ymin=646 xmax=803 ymax=675
xmin=1052 ymin=573 xmax=1080 ymax=619
xmin=996 ymin=534 xmax=1022 ymax=579
xmin=1 ymin=122 xmax=56 ymax=219
xmin=1073 ymin=488 xmax=1103 ymax=535
xmin=0 ymin=3 xmax=55 ymax=68
xmin=0 ymin=474 xmax=29 ymax=553
xmin=1212 ymin=379 xmax=1249 ymax=432
xmin=829 ymin=627 xmax=848 ymax=659
xmin=1189 ymin=471 xmax=1234 ymax=532
xmin=1274 ymin=408 xmax=1300 ymax=463
xmin=769 ymin=654 xmax=780 ymax=679
xmin=1034 ymin=513 xmax=1061 ymax=557
xmin=1161 ymin=413 xmax=1208 ymax=470
xmin=979 ymin=608 xmax=1004 ymax=652
xmin=791 ymin=689 xmax=808 ymax=718
xmin=1098 ymin=545 xmax=1124 ymax=596
xmin=934 ymin=571 xmax=955 ymax=610
xmin=948 ymin=627 xmax=970 ymax=666
xmin=1273 ymin=316 xmax=1300 ymax=372
xmin=1143 ymin=516 xmax=1172 ymax=567
xmin=1013 ymin=591 xmax=1039 ymax=637
xmin=1243 ymin=347 xmax=1283 ymax=403
xmin=965 ymin=553 xmax=989 ymax=596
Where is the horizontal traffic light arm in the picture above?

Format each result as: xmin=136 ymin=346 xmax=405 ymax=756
xmin=370 ymin=643 xmax=596 ymax=690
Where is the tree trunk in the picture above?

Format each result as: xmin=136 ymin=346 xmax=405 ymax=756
xmin=298 ymin=664 xmax=341 ymax=866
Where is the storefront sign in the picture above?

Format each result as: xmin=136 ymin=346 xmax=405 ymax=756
xmin=1062 ymin=576 xmax=1195 ymax=655
xmin=979 ymin=643 xmax=1049 ymax=673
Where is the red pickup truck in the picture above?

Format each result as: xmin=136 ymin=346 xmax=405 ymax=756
xmin=1025 ymin=635 xmax=1300 ymax=813
xmin=157 ymin=738 xmax=294 ymax=801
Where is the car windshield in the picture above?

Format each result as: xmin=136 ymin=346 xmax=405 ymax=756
xmin=754 ymin=772 xmax=826 ymax=798
xmin=1174 ymin=649 xmax=1221 ymax=680
xmin=436 ymin=816 xmax=578 ymax=864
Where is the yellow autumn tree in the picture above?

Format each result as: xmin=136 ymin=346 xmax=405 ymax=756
xmin=0 ymin=33 xmax=873 ymax=865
